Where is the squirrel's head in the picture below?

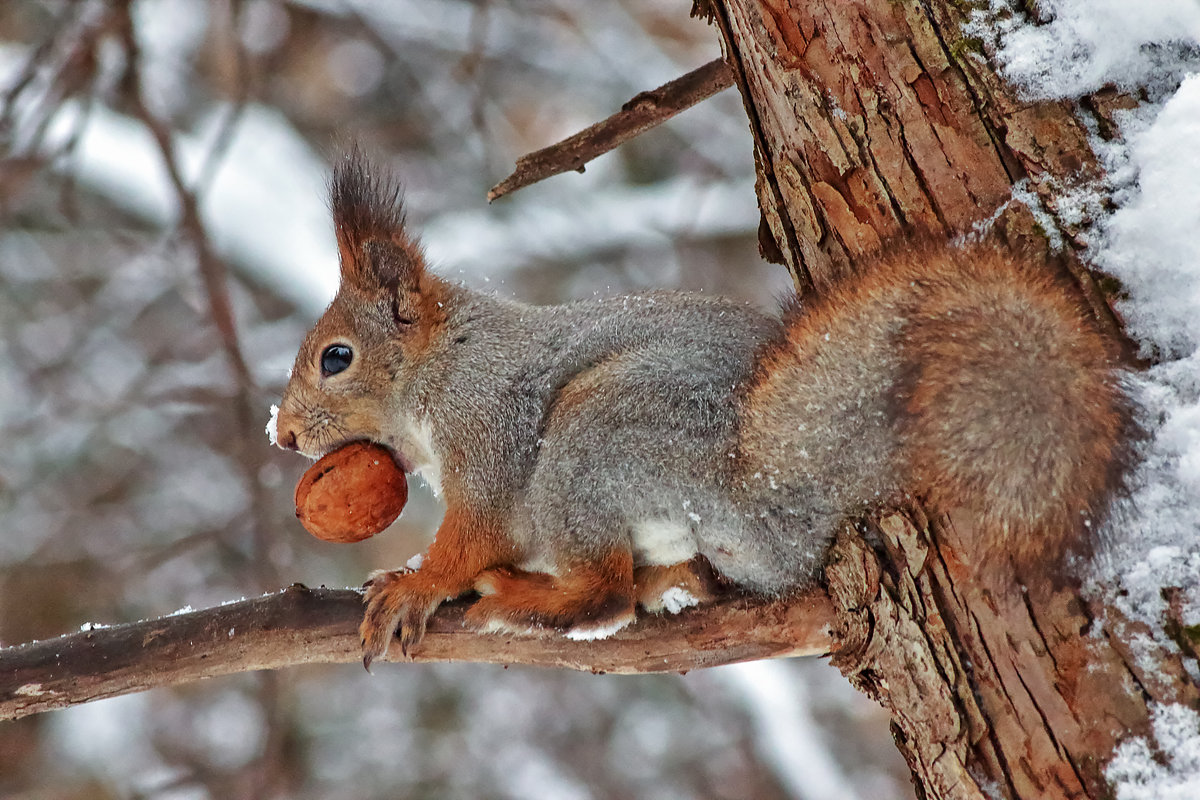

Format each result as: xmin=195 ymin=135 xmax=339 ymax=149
xmin=274 ymin=152 xmax=447 ymax=461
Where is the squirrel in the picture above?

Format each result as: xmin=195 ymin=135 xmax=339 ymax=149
xmin=273 ymin=153 xmax=1137 ymax=667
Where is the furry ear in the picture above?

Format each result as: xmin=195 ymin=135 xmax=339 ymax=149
xmin=330 ymin=149 xmax=425 ymax=293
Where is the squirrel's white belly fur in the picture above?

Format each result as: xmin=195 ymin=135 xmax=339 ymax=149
xmin=399 ymin=416 xmax=443 ymax=498
xmin=631 ymin=518 xmax=699 ymax=566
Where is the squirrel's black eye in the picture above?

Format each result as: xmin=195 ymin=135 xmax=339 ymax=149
xmin=320 ymin=344 xmax=353 ymax=377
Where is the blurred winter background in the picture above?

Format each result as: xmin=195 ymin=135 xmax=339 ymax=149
xmin=0 ymin=1 xmax=910 ymax=798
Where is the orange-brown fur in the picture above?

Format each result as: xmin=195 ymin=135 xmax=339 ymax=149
xmin=467 ymin=549 xmax=636 ymax=634
xmin=634 ymin=559 xmax=723 ymax=612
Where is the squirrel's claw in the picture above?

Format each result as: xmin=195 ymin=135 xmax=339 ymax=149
xmin=396 ymin=611 xmax=430 ymax=656
xmin=359 ymin=580 xmax=401 ymax=667
xmin=360 ymin=569 xmax=441 ymax=667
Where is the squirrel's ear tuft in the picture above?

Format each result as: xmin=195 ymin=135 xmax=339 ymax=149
xmin=330 ymin=148 xmax=425 ymax=292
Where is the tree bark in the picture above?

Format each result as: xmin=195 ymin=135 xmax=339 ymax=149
xmin=700 ymin=1 xmax=1198 ymax=797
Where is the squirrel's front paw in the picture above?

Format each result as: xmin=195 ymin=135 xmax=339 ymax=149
xmin=360 ymin=570 xmax=444 ymax=668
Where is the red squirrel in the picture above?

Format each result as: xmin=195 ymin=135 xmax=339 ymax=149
xmin=273 ymin=153 xmax=1136 ymax=666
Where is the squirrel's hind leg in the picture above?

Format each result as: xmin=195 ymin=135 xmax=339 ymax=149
xmin=466 ymin=549 xmax=636 ymax=640
xmin=634 ymin=557 xmax=722 ymax=614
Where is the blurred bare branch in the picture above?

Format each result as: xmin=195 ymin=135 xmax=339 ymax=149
xmin=190 ymin=2 xmax=253 ymax=199
xmin=111 ymin=3 xmax=284 ymax=599
xmin=114 ymin=4 xmax=251 ymax=385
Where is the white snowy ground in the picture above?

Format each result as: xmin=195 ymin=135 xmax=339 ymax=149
xmin=967 ymin=2 xmax=1200 ymax=797
xmin=3 ymin=1 xmax=1199 ymax=797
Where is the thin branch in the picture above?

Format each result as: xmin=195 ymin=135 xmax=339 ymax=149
xmin=191 ymin=1 xmax=254 ymax=200
xmin=488 ymin=57 xmax=734 ymax=201
xmin=115 ymin=9 xmax=252 ymax=386
xmin=113 ymin=7 xmax=290 ymax=598
xmin=0 ymin=585 xmax=836 ymax=720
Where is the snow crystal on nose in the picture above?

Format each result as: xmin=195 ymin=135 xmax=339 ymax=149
xmin=266 ymin=404 xmax=280 ymax=446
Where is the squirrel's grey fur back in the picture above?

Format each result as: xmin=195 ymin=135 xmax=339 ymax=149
xmin=399 ymin=286 xmax=789 ymax=584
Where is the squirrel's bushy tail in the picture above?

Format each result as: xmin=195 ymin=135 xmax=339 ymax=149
xmin=891 ymin=248 xmax=1139 ymax=578
xmin=742 ymin=244 xmax=1138 ymax=584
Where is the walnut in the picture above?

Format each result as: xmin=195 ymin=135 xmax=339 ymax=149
xmin=294 ymin=441 xmax=408 ymax=543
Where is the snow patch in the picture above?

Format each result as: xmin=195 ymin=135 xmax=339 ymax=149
xmin=1084 ymin=75 xmax=1200 ymax=635
xmin=970 ymin=0 xmax=1200 ymax=98
xmin=1099 ymin=74 xmax=1200 ymax=359
xmin=1108 ymin=702 xmax=1200 ymax=799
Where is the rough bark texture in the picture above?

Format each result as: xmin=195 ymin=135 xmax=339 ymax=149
xmin=701 ymin=0 xmax=1126 ymax=347
xmin=701 ymin=1 xmax=1199 ymax=797
xmin=826 ymin=513 xmax=1198 ymax=799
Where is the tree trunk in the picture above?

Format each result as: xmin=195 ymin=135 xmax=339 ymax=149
xmin=698 ymin=1 xmax=1199 ymax=797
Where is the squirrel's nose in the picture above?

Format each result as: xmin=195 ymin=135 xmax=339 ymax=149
xmin=274 ymin=409 xmax=302 ymax=451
